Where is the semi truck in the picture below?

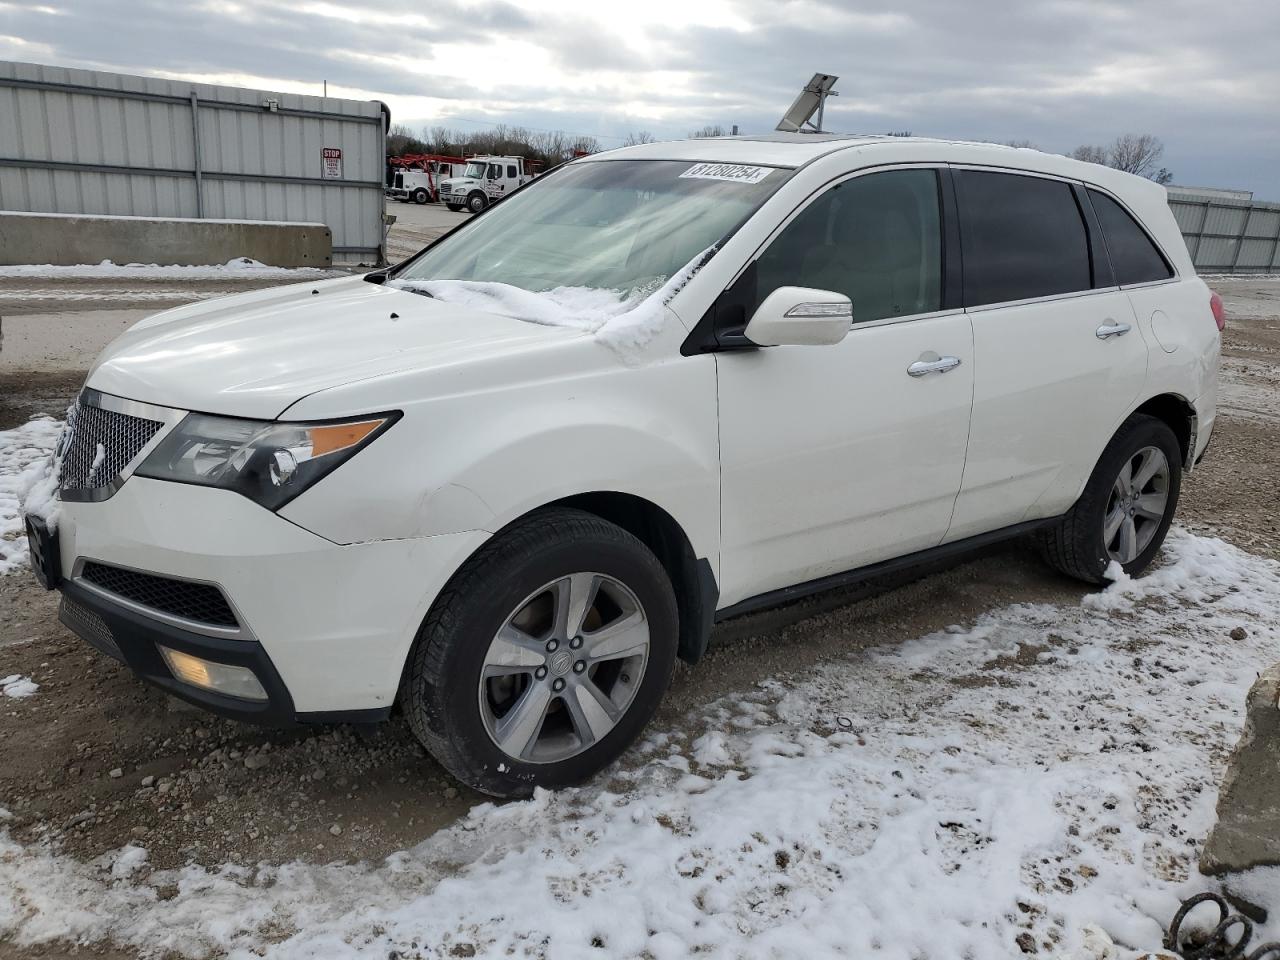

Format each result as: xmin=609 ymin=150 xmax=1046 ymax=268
xmin=438 ymin=156 xmax=538 ymax=213
xmin=387 ymin=155 xmax=467 ymax=204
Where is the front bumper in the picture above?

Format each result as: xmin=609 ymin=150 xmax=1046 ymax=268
xmin=59 ymin=580 xmax=312 ymax=724
xmin=52 ymin=476 xmax=488 ymax=720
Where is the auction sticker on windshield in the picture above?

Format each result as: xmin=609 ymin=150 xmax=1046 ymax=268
xmin=679 ymin=163 xmax=774 ymax=184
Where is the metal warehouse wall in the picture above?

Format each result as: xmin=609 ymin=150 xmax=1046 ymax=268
xmin=1168 ymin=187 xmax=1280 ymax=274
xmin=0 ymin=60 xmax=387 ymax=265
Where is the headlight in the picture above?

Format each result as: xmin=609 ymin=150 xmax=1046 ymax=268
xmin=136 ymin=412 xmax=398 ymax=510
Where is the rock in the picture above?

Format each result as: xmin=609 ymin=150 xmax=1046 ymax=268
xmin=1230 ymin=626 xmax=1248 ymax=641
xmin=1016 ymin=932 xmax=1037 ymax=954
xmin=312 ymin=768 xmax=326 ymax=781
xmin=443 ymin=787 xmax=459 ymax=800
xmin=1202 ymin=662 xmax=1280 ymax=876
xmin=131 ymin=825 xmax=149 ymax=838
xmin=244 ymin=754 xmax=270 ymax=771
xmin=329 ymin=824 xmax=343 ymax=836
xmin=141 ymin=775 xmax=155 ymax=788
xmin=66 ymin=811 xmax=95 ymax=829
xmin=108 ymin=768 xmax=123 ymax=779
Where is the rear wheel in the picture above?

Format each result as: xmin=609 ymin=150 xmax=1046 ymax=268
xmin=403 ymin=508 xmax=678 ymax=797
xmin=1037 ymin=414 xmax=1182 ymax=583
xmin=467 ymin=191 xmax=487 ymax=214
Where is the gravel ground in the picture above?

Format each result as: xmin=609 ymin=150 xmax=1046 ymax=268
xmin=0 ymin=269 xmax=1276 ymax=957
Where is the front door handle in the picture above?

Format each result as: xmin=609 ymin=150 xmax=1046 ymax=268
xmin=1096 ymin=320 xmax=1132 ymax=340
xmin=907 ymin=356 xmax=962 ymax=377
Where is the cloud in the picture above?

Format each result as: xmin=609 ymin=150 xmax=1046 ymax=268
xmin=4 ymin=0 xmax=1278 ymax=197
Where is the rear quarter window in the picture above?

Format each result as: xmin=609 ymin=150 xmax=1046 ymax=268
xmin=956 ymin=170 xmax=1092 ymax=306
xmin=1087 ymin=189 xmax=1174 ymax=285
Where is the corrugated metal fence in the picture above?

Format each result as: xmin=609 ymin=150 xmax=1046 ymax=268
xmin=1168 ymin=187 xmax=1280 ymax=274
xmin=0 ymin=60 xmax=387 ymax=265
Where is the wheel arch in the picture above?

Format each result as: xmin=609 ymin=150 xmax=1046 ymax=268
xmin=1131 ymin=392 xmax=1196 ymax=467
xmin=518 ymin=492 xmax=717 ymax=665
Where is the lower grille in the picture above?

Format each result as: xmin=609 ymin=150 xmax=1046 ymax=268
xmin=60 ymin=594 xmax=123 ymax=661
xmin=80 ymin=562 xmax=239 ymax=629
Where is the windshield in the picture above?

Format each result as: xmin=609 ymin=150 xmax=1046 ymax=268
xmin=396 ymin=159 xmax=789 ymax=297
xmin=463 ymin=161 xmax=487 ymax=178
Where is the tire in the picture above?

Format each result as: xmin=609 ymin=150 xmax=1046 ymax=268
xmin=412 ymin=189 xmax=429 ymax=205
xmin=403 ymin=507 xmax=679 ymax=798
xmin=445 ymin=203 xmax=462 ymax=212
xmin=1037 ymin=414 xmax=1182 ymax=583
xmin=467 ymin=191 xmax=487 ymax=214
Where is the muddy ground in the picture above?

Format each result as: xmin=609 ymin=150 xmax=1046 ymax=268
xmin=0 ymin=271 xmax=1276 ymax=930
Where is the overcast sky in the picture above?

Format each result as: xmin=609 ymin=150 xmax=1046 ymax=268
xmin=3 ymin=0 xmax=1277 ymax=198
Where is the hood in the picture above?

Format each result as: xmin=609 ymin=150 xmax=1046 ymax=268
xmin=86 ymin=276 xmax=584 ymax=419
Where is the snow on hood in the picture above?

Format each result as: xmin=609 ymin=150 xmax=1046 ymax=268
xmin=389 ymin=246 xmax=714 ymax=359
xmin=83 ymin=276 xmax=583 ymax=419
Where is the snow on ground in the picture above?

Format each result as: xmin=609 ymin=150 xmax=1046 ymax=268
xmin=0 ymin=675 xmax=38 ymax=698
xmin=0 ymin=258 xmax=338 ymax=280
xmin=0 ymin=416 xmax=64 ymax=575
xmin=2 ymin=530 xmax=1278 ymax=958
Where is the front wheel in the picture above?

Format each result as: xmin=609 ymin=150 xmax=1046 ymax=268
xmin=412 ymin=188 xmax=429 ymax=204
xmin=1037 ymin=413 xmax=1182 ymax=583
xmin=403 ymin=508 xmax=678 ymax=797
xmin=467 ymin=191 xmax=487 ymax=214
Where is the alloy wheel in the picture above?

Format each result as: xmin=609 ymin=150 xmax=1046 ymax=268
xmin=478 ymin=573 xmax=650 ymax=764
xmin=1103 ymin=444 xmax=1171 ymax=564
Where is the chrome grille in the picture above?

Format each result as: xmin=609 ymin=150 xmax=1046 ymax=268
xmin=60 ymin=392 xmax=163 ymax=499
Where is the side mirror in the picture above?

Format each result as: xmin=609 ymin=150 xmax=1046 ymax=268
xmin=743 ymin=286 xmax=852 ymax=347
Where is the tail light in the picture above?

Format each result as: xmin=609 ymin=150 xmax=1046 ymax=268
xmin=1209 ymin=290 xmax=1226 ymax=332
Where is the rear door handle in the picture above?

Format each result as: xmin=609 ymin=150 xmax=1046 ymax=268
xmin=1095 ymin=320 xmax=1132 ymax=340
xmin=907 ymin=356 xmax=962 ymax=377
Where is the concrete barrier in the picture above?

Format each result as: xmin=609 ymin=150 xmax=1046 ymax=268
xmin=0 ymin=211 xmax=332 ymax=268
xmin=1200 ymin=661 xmax=1280 ymax=921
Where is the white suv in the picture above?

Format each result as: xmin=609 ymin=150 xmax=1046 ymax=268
xmin=25 ymin=135 xmax=1220 ymax=797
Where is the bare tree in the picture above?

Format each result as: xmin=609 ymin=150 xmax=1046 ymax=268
xmin=884 ymin=130 xmax=913 ymax=138
xmin=1070 ymin=144 xmax=1109 ymax=164
xmin=623 ymin=130 xmax=656 ymax=146
xmin=1069 ymin=134 xmax=1173 ymax=184
xmin=687 ymin=124 xmax=728 ymax=138
xmin=387 ymin=123 xmax=428 ymax=156
xmin=1003 ymin=139 xmax=1039 ymax=149
xmin=392 ymin=123 xmax=599 ymax=168
xmin=1106 ymin=133 xmax=1173 ymax=184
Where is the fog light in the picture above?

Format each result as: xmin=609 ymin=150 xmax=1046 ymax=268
xmin=159 ymin=647 xmax=268 ymax=702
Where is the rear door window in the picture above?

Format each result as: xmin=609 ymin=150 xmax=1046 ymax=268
xmin=956 ymin=170 xmax=1091 ymax=306
xmin=754 ymin=168 xmax=943 ymax=324
xmin=1088 ymin=189 xmax=1174 ymax=285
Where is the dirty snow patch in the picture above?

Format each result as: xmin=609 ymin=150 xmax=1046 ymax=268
xmin=0 ymin=416 xmax=65 ymax=575
xmin=0 ymin=258 xmax=337 ymax=280
xmin=0 ymin=675 xmax=38 ymax=698
xmin=0 ymin=530 xmax=1278 ymax=958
